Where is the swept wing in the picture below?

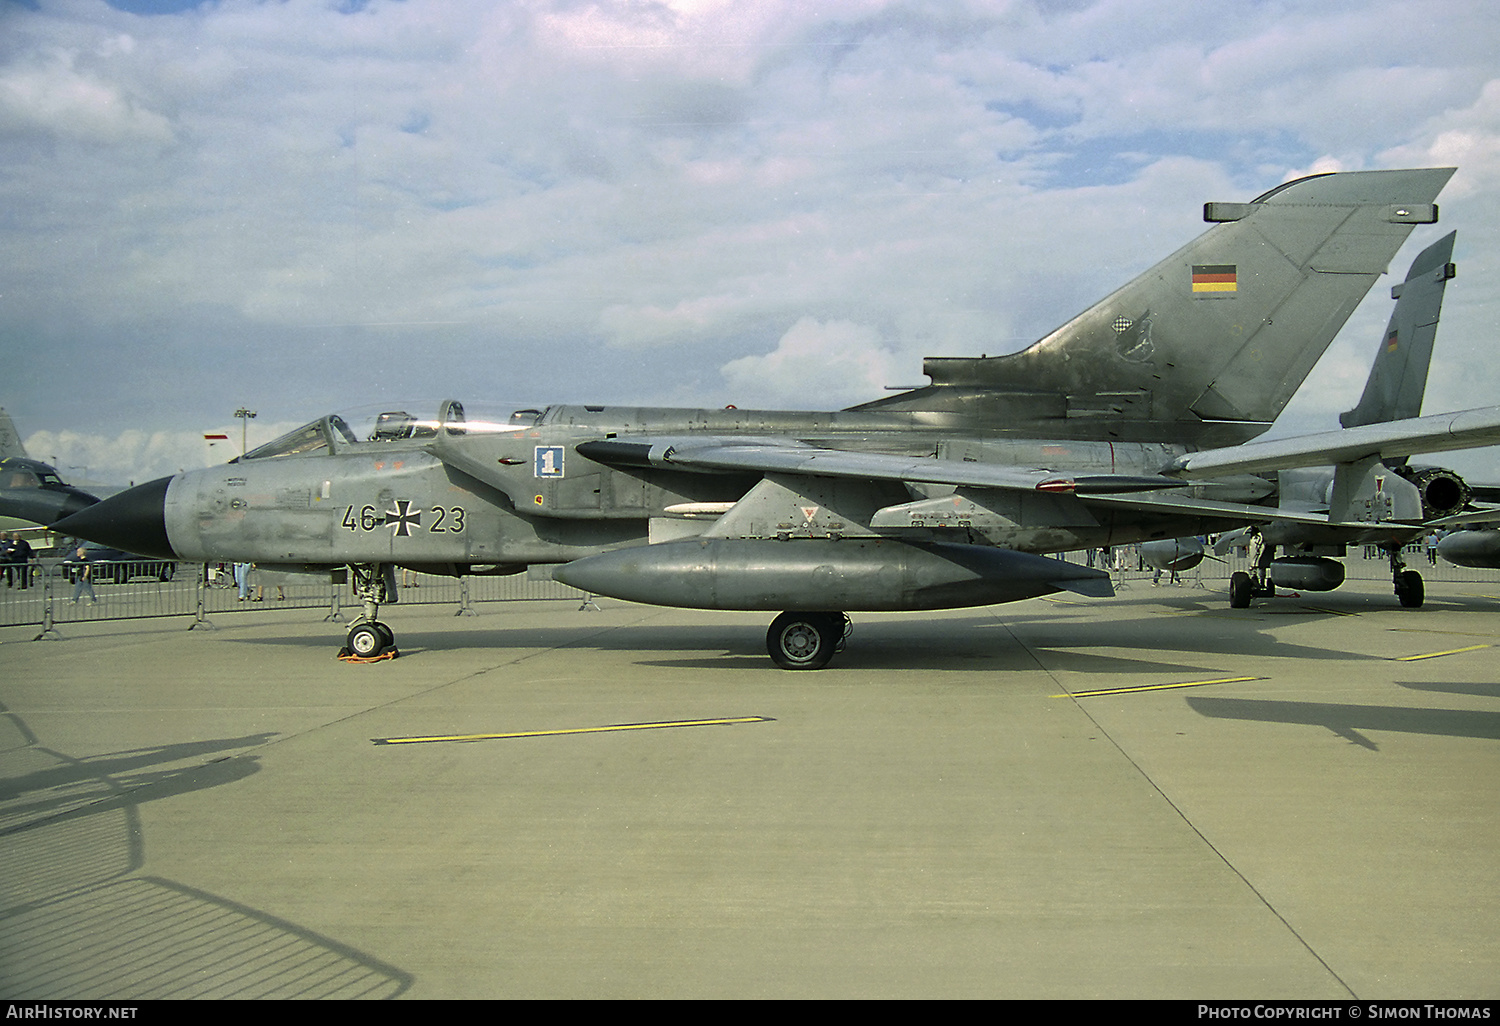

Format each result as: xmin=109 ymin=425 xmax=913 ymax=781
xmin=572 ymin=436 xmax=1340 ymax=531
xmin=1162 ymin=407 xmax=1500 ymax=479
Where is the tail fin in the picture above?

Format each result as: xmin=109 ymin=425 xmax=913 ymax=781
xmin=858 ymin=168 xmax=1455 ymax=446
xmin=1339 ymin=230 xmax=1456 ymax=428
xmin=0 ymin=408 xmax=25 ymax=460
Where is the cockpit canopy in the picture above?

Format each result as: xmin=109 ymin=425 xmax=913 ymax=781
xmin=239 ymin=400 xmax=548 ymax=461
xmin=0 ymin=457 xmax=68 ymax=490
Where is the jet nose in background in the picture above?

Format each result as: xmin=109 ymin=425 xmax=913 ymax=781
xmin=0 ymin=486 xmax=98 ymax=527
xmin=53 ymin=476 xmax=176 ymax=559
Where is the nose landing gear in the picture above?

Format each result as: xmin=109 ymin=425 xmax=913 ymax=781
xmin=339 ymin=563 xmax=400 ymax=661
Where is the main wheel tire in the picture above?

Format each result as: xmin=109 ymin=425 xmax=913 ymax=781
xmin=767 ymin=611 xmax=841 ymax=670
xmin=347 ymin=622 xmax=389 ymax=658
xmin=1396 ymin=570 xmax=1425 ymax=608
xmin=1229 ymin=571 xmax=1253 ymax=609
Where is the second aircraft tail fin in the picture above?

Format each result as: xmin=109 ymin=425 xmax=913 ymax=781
xmin=0 ymin=409 xmax=25 ymax=460
xmin=1339 ymin=230 xmax=1457 ymax=429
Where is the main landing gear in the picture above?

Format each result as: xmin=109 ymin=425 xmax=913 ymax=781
xmin=1229 ymin=547 xmax=1424 ymax=610
xmin=340 ymin=563 xmax=400 ymax=660
xmin=766 ymin=611 xmax=851 ymax=670
xmin=1387 ymin=545 xmax=1425 ymax=608
xmin=1228 ymin=571 xmax=1274 ymax=609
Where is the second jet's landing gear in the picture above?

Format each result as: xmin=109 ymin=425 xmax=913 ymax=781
xmin=1228 ymin=571 xmax=1275 ymax=609
xmin=1386 ymin=546 xmax=1425 ymax=608
xmin=1230 ymin=546 xmax=1426 ymax=610
xmin=766 ymin=611 xmax=851 ymax=670
xmin=340 ymin=563 xmax=400 ymax=660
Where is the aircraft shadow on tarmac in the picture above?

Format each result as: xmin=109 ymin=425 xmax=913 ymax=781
xmin=229 ymin=595 xmax=1392 ymax=675
xmin=0 ymin=709 xmax=412 ymax=999
xmin=1396 ymin=679 xmax=1500 ymax=699
xmin=1185 ymin=695 xmax=1500 ymax=750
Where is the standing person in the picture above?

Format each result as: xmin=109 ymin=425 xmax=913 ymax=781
xmin=70 ymin=546 xmax=96 ymax=604
xmin=234 ymin=561 xmax=252 ymax=601
xmin=1426 ymin=531 xmax=1439 ymax=565
xmin=10 ymin=533 xmax=32 ymax=589
xmin=0 ymin=533 xmax=15 ymax=587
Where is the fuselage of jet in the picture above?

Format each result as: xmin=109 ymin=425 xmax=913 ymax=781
xmin=110 ymin=402 xmax=1277 ymax=577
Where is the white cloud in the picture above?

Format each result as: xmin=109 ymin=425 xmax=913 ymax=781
xmin=720 ymin=317 xmax=904 ymax=408
xmin=0 ymin=48 xmax=174 ymax=144
xmin=1380 ymin=78 xmax=1500 ymax=197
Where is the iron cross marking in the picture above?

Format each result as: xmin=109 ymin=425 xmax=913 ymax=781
xmin=383 ymin=499 xmax=422 ymax=537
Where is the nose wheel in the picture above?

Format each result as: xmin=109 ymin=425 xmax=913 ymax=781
xmin=342 ymin=620 xmax=397 ymax=660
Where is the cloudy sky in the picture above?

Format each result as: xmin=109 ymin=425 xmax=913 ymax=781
xmin=3 ymin=0 xmax=1499 ymax=486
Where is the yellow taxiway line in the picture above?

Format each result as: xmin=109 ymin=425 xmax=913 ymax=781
xmin=1056 ymin=676 xmax=1263 ymax=699
xmin=372 ymin=715 xmax=774 ymax=745
xmin=1392 ymin=644 xmax=1492 ymax=662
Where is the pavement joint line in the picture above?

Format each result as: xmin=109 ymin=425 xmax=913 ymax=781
xmin=371 ymin=715 xmax=774 ymax=745
xmin=1040 ymin=653 xmax=1355 ymax=997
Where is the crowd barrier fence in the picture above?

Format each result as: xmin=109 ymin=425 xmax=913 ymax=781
xmin=0 ymin=562 xmax=588 ymax=639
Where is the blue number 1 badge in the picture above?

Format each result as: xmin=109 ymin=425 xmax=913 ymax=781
xmin=534 ymin=446 xmax=565 ymax=478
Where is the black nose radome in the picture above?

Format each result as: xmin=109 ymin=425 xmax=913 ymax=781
xmin=53 ymin=476 xmax=175 ymax=559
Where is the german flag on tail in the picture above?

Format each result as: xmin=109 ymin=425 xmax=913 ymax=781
xmin=1191 ymin=264 xmax=1237 ymax=294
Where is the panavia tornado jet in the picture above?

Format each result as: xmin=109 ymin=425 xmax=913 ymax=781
xmin=56 ymin=167 xmax=1500 ymax=668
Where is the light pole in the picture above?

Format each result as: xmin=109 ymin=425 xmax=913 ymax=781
xmin=234 ymin=407 xmax=257 ymax=456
